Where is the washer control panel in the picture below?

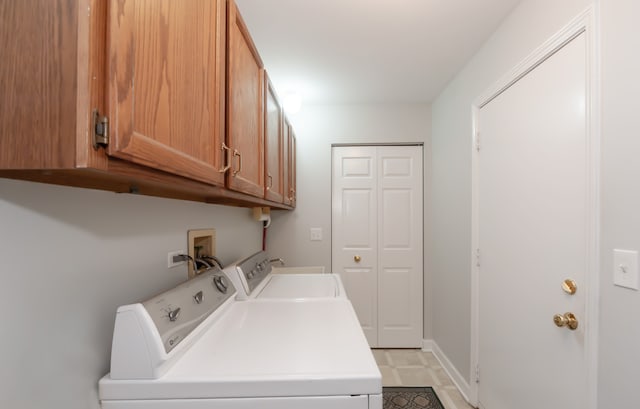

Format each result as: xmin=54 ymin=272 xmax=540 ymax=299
xmin=141 ymin=267 xmax=235 ymax=353
xmin=236 ymin=251 xmax=273 ymax=294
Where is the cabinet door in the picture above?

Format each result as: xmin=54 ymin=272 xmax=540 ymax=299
xmin=282 ymin=119 xmax=292 ymax=206
xmin=226 ymin=0 xmax=265 ymax=197
xmin=264 ymin=73 xmax=284 ymax=202
xmin=289 ymin=128 xmax=297 ymax=207
xmin=282 ymin=118 xmax=291 ymax=206
xmin=285 ymin=123 xmax=297 ymax=207
xmin=107 ymin=0 xmax=226 ymax=185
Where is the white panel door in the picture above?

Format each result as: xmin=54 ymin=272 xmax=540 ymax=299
xmin=378 ymin=147 xmax=423 ymax=347
xmin=332 ymin=146 xmax=378 ymax=344
xmin=332 ymin=145 xmax=423 ymax=348
xmin=476 ymin=33 xmax=588 ymax=409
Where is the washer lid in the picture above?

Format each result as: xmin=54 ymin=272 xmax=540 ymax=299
xmin=99 ymin=299 xmax=380 ymax=401
xmin=254 ymin=273 xmax=346 ymax=299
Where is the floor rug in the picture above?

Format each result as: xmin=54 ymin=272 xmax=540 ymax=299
xmin=383 ymin=387 xmax=445 ymax=409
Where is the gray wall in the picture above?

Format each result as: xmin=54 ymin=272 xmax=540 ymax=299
xmin=429 ymin=0 xmax=591 ymax=385
xmin=599 ymin=0 xmax=640 ymax=407
xmin=267 ymin=103 xmax=432 ymax=337
xmin=0 ymin=178 xmax=261 ymax=409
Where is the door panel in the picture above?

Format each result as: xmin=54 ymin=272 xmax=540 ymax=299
xmin=226 ymin=0 xmax=264 ymax=197
xmin=342 ymin=267 xmax=378 ymax=338
xmin=382 ymin=190 xmax=412 ymax=248
xmin=379 ymin=267 xmax=412 ymax=327
xmin=264 ymin=73 xmax=284 ymax=202
xmin=343 ymin=190 xmax=375 ymax=247
xmin=477 ymin=33 xmax=587 ymax=409
xmin=333 ymin=147 xmax=378 ymax=345
xmin=332 ymin=146 xmax=422 ymax=348
xmin=377 ymin=147 xmax=423 ymax=347
xmin=107 ymin=0 xmax=225 ymax=185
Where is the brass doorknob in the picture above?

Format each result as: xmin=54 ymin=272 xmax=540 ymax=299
xmin=354 ymin=255 xmax=361 ymax=263
xmin=553 ymin=312 xmax=578 ymax=330
xmin=562 ymin=279 xmax=578 ymax=295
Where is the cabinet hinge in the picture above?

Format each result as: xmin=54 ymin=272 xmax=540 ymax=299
xmin=92 ymin=109 xmax=109 ymax=149
xmin=475 ymin=248 xmax=481 ymax=268
xmin=475 ymin=364 xmax=480 ymax=383
xmin=475 ymin=131 xmax=480 ymax=152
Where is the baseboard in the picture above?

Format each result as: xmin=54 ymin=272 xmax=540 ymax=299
xmin=422 ymin=339 xmax=472 ymax=403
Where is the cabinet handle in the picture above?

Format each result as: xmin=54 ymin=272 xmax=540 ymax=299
xmin=232 ymin=149 xmax=242 ymax=176
xmin=267 ymin=174 xmax=273 ymax=190
xmin=217 ymin=143 xmax=231 ymax=173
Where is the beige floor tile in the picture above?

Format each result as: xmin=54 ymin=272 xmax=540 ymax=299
xmin=378 ymin=366 xmax=402 ymax=386
xmin=386 ymin=349 xmax=424 ymax=366
xmin=420 ymin=351 xmax=442 ymax=368
xmin=371 ymin=349 xmax=390 ymax=366
xmin=396 ymin=366 xmax=441 ymax=386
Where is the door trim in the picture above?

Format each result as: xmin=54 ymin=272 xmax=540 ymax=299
xmin=469 ymin=6 xmax=599 ymax=408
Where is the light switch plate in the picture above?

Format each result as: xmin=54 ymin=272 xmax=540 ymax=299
xmin=613 ymin=249 xmax=639 ymax=290
xmin=310 ymin=227 xmax=322 ymax=241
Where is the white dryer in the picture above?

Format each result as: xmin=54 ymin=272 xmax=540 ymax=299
xmin=99 ymin=268 xmax=381 ymax=409
xmin=224 ymin=251 xmax=346 ymax=300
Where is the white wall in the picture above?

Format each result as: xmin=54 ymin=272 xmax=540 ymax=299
xmin=430 ymin=0 xmax=591 ymax=384
xmin=598 ymin=0 xmax=640 ymax=407
xmin=267 ymin=103 xmax=432 ymax=337
xmin=0 ymin=179 xmax=261 ymax=409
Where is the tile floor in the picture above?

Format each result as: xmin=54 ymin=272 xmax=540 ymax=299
xmin=373 ymin=349 xmax=475 ymax=409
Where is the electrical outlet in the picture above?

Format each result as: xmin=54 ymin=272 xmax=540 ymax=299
xmin=310 ymin=227 xmax=322 ymax=241
xmin=168 ymin=250 xmax=187 ymax=268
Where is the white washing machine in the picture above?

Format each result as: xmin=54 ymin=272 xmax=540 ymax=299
xmin=98 ymin=268 xmax=381 ymax=409
xmin=224 ymin=251 xmax=346 ymax=300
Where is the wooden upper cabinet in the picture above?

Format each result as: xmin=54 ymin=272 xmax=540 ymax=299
xmin=264 ymin=73 xmax=284 ymax=203
xmin=226 ymin=0 xmax=265 ymax=198
xmin=0 ymin=0 xmax=294 ymax=209
xmin=107 ymin=0 xmax=226 ymax=185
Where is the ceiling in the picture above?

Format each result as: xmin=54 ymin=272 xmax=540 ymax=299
xmin=235 ymin=0 xmax=522 ymax=106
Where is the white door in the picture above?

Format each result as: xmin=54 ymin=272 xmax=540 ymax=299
xmin=476 ymin=33 xmax=589 ymax=409
xmin=332 ymin=145 xmax=423 ymax=348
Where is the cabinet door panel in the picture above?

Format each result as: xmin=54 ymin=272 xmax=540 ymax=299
xmin=264 ymin=74 xmax=284 ymax=202
xmin=108 ymin=0 xmax=225 ymax=185
xmin=288 ymin=126 xmax=297 ymax=207
xmin=282 ymin=119 xmax=291 ymax=206
xmin=227 ymin=1 xmax=265 ymax=197
xmin=226 ymin=0 xmax=264 ymax=197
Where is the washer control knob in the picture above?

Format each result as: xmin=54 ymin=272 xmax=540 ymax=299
xmin=167 ymin=307 xmax=181 ymax=322
xmin=213 ymin=275 xmax=228 ymax=293
xmin=256 ymin=263 xmax=263 ymax=272
xmin=193 ymin=291 xmax=204 ymax=304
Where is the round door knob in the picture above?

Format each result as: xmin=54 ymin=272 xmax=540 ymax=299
xmin=354 ymin=255 xmax=361 ymax=263
xmin=553 ymin=312 xmax=578 ymax=330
